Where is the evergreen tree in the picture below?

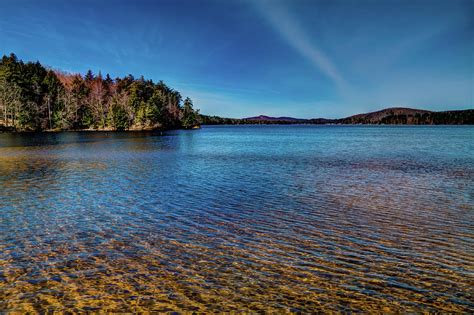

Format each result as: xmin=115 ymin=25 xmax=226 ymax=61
xmin=85 ymin=69 xmax=94 ymax=82
xmin=182 ymin=97 xmax=199 ymax=128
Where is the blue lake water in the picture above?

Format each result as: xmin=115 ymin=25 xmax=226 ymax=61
xmin=1 ymin=125 xmax=473 ymax=312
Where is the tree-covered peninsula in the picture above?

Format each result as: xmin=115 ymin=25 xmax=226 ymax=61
xmin=0 ymin=53 xmax=199 ymax=131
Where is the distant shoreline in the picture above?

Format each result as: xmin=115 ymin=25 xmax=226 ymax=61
xmin=3 ymin=124 xmax=473 ymax=134
xmin=2 ymin=107 xmax=473 ymax=133
xmin=200 ymin=107 xmax=474 ymax=126
xmin=0 ymin=125 xmax=196 ymax=133
xmin=197 ymin=124 xmax=474 ymax=129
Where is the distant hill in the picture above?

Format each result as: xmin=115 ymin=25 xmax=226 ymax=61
xmin=244 ymin=115 xmax=306 ymax=122
xmin=336 ymin=108 xmax=474 ymax=125
xmin=199 ymin=107 xmax=474 ymax=125
xmin=337 ymin=107 xmax=430 ymax=124
xmin=199 ymin=114 xmax=310 ymax=125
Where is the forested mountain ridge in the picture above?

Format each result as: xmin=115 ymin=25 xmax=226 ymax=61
xmin=0 ymin=53 xmax=199 ymax=131
xmin=200 ymin=108 xmax=474 ymax=125
xmin=336 ymin=107 xmax=474 ymax=124
xmin=244 ymin=115 xmax=304 ymax=122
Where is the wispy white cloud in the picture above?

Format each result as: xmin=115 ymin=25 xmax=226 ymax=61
xmin=255 ymin=0 xmax=345 ymax=89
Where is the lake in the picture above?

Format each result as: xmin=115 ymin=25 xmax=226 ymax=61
xmin=0 ymin=125 xmax=473 ymax=312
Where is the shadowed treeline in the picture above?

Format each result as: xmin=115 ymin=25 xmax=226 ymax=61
xmin=0 ymin=53 xmax=199 ymax=132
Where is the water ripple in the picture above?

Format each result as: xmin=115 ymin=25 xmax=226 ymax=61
xmin=1 ymin=126 xmax=473 ymax=312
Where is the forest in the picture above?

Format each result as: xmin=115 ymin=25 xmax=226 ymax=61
xmin=0 ymin=53 xmax=199 ymax=131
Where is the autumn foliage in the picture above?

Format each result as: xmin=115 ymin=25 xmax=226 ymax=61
xmin=0 ymin=53 xmax=199 ymax=131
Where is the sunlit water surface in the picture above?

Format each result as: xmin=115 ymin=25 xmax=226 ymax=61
xmin=0 ymin=125 xmax=473 ymax=312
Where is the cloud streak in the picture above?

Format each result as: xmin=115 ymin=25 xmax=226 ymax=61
xmin=255 ymin=0 xmax=345 ymax=89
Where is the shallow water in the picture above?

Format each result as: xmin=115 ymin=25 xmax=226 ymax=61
xmin=0 ymin=125 xmax=473 ymax=312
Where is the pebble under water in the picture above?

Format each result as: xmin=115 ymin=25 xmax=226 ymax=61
xmin=0 ymin=125 xmax=473 ymax=312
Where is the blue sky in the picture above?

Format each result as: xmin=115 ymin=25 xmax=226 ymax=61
xmin=0 ymin=0 xmax=472 ymax=118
